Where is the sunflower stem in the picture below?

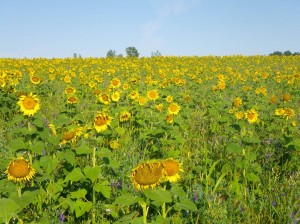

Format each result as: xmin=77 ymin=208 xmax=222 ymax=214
xmin=139 ymin=200 xmax=148 ymax=224
xmin=17 ymin=183 xmax=22 ymax=198
xmin=92 ymin=146 xmax=96 ymax=224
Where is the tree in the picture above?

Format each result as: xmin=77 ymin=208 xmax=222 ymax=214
xmin=151 ymin=50 xmax=162 ymax=57
xmin=125 ymin=47 xmax=139 ymax=58
xmin=269 ymin=51 xmax=282 ymax=56
xmin=73 ymin=53 xmax=78 ymax=58
xmin=283 ymin=50 xmax=292 ymax=56
xmin=107 ymin=49 xmax=116 ymax=58
xmin=293 ymin=52 xmax=300 ymax=56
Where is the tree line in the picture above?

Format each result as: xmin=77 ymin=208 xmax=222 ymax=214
xmin=269 ymin=50 xmax=300 ymax=56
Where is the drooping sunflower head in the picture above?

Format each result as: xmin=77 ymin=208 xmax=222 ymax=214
xmin=5 ymin=157 xmax=36 ymax=183
xmin=94 ymin=112 xmax=113 ymax=133
xmin=168 ymin=103 xmax=180 ymax=115
xmin=60 ymin=126 xmax=83 ymax=145
xmin=161 ymin=158 xmax=183 ymax=183
xmin=283 ymin=93 xmax=291 ymax=102
xmin=99 ymin=93 xmax=110 ymax=105
xmin=131 ymin=161 xmax=164 ymax=191
xmin=17 ymin=92 xmax=40 ymax=116
xmin=119 ymin=111 xmax=131 ymax=122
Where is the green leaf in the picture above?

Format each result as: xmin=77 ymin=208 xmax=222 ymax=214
xmin=246 ymin=172 xmax=260 ymax=182
xmin=94 ymin=181 xmax=111 ymax=199
xmin=74 ymin=199 xmax=93 ymax=218
xmin=54 ymin=114 xmax=73 ymax=126
xmin=170 ymin=185 xmax=186 ymax=197
xmin=113 ymin=193 xmax=139 ymax=206
xmin=173 ymin=197 xmax=197 ymax=211
xmin=221 ymin=163 xmax=232 ymax=174
xmin=46 ymin=181 xmax=64 ymax=200
xmin=76 ymin=145 xmax=93 ymax=155
xmin=83 ymin=166 xmax=101 ymax=182
xmin=97 ymin=147 xmax=113 ymax=158
xmin=144 ymin=188 xmax=172 ymax=203
xmin=70 ymin=189 xmax=87 ymax=199
xmin=9 ymin=137 xmax=28 ymax=152
xmin=243 ymin=136 xmax=260 ymax=144
xmin=64 ymin=167 xmax=84 ymax=182
xmin=29 ymin=140 xmax=44 ymax=154
xmin=10 ymin=190 xmax=39 ymax=210
xmin=226 ymin=143 xmax=243 ymax=154
xmin=39 ymin=156 xmax=60 ymax=175
xmin=0 ymin=198 xmax=20 ymax=223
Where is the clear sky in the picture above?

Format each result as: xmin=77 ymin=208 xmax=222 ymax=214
xmin=1 ymin=0 xmax=299 ymax=58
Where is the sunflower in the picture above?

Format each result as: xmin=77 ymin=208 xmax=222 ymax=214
xmin=283 ymin=108 xmax=295 ymax=120
xmin=94 ymin=112 xmax=113 ymax=132
xmin=156 ymin=103 xmax=163 ymax=112
xmin=218 ymin=81 xmax=226 ymax=90
xmin=233 ymin=98 xmax=242 ymax=108
xmin=245 ymin=109 xmax=258 ymax=123
xmin=166 ymin=95 xmax=173 ymax=103
xmin=138 ymin=96 xmax=148 ymax=106
xmin=275 ymin=108 xmax=285 ymax=116
xmin=48 ymin=123 xmax=57 ymax=136
xmin=235 ymin=111 xmax=244 ymax=120
xmin=283 ymin=93 xmax=291 ymax=102
xmin=131 ymin=161 xmax=164 ymax=191
xmin=60 ymin=128 xmax=82 ymax=145
xmin=17 ymin=92 xmax=40 ymax=116
xmin=119 ymin=111 xmax=131 ymax=122
xmin=111 ymin=91 xmax=121 ymax=102
xmin=270 ymin=95 xmax=278 ymax=104
xmin=111 ymin=78 xmax=121 ymax=88
xmin=99 ymin=93 xmax=110 ymax=105
xmin=67 ymin=96 xmax=78 ymax=104
xmin=166 ymin=114 xmax=174 ymax=123
xmin=147 ymin=89 xmax=159 ymax=101
xmin=30 ymin=76 xmax=41 ymax=84
xmin=109 ymin=140 xmax=120 ymax=149
xmin=65 ymin=87 xmax=76 ymax=94
xmin=64 ymin=75 xmax=71 ymax=83
xmin=122 ymin=83 xmax=129 ymax=91
xmin=129 ymin=90 xmax=139 ymax=100
xmin=168 ymin=103 xmax=180 ymax=115
xmin=5 ymin=157 xmax=36 ymax=183
xmin=161 ymin=158 xmax=183 ymax=183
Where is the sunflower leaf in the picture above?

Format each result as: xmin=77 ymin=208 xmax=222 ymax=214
xmin=0 ymin=198 xmax=20 ymax=223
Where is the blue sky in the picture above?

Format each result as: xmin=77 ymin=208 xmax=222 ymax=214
xmin=1 ymin=0 xmax=299 ymax=58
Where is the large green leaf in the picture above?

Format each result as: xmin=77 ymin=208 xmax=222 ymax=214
xmin=64 ymin=167 xmax=84 ymax=182
xmin=144 ymin=188 xmax=172 ymax=203
xmin=83 ymin=166 xmax=101 ymax=182
xmin=0 ymin=198 xmax=20 ymax=223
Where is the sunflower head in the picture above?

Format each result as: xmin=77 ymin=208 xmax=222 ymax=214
xmin=131 ymin=161 xmax=164 ymax=191
xmin=161 ymin=158 xmax=183 ymax=183
xmin=147 ymin=89 xmax=159 ymax=101
xmin=5 ymin=157 xmax=36 ymax=183
xmin=168 ymin=103 xmax=180 ymax=115
xmin=245 ymin=109 xmax=258 ymax=123
xmin=17 ymin=92 xmax=40 ymax=116
xmin=119 ymin=111 xmax=131 ymax=122
xmin=283 ymin=93 xmax=291 ymax=102
xmin=94 ymin=112 xmax=113 ymax=132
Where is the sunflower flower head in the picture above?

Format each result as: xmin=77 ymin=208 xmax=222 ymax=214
xmin=161 ymin=158 xmax=183 ymax=183
xmin=17 ymin=92 xmax=40 ymax=116
xmin=119 ymin=111 xmax=131 ymax=122
xmin=5 ymin=157 xmax=36 ymax=183
xmin=131 ymin=161 xmax=164 ymax=191
xmin=245 ymin=109 xmax=259 ymax=123
xmin=94 ymin=112 xmax=113 ymax=132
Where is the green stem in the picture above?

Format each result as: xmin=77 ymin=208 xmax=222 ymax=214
xmin=139 ymin=200 xmax=148 ymax=224
xmin=17 ymin=183 xmax=22 ymax=198
xmin=92 ymin=147 xmax=96 ymax=224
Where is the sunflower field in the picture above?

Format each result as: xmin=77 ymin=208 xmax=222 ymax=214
xmin=0 ymin=56 xmax=299 ymax=223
